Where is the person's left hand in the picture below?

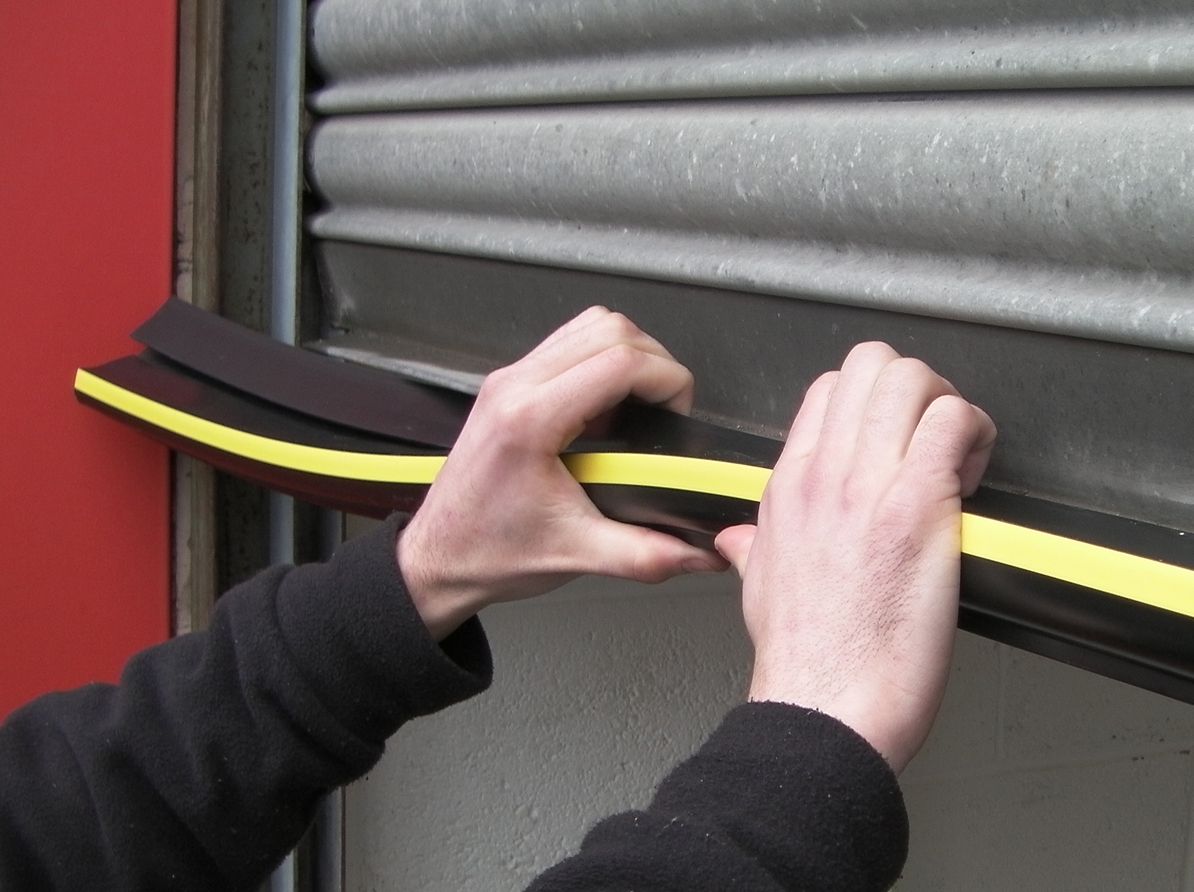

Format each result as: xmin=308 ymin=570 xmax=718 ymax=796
xmin=398 ymin=306 xmax=727 ymax=640
xmin=715 ymin=344 xmax=996 ymax=772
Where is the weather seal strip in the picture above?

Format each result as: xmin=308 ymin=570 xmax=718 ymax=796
xmin=76 ymin=300 xmax=1194 ymax=703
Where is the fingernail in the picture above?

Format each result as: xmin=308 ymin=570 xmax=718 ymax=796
xmin=683 ymin=557 xmax=722 ymax=574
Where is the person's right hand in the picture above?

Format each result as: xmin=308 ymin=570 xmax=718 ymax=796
xmin=715 ymin=343 xmax=996 ymax=773
xmin=398 ymin=307 xmax=726 ymax=642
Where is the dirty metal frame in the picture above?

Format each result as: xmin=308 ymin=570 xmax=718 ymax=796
xmin=174 ymin=1 xmax=342 ymax=889
xmin=172 ymin=0 xmax=222 ymax=638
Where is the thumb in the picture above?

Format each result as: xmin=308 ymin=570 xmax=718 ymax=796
xmin=581 ymin=519 xmax=727 ymax=584
xmin=715 ymin=524 xmax=756 ymax=578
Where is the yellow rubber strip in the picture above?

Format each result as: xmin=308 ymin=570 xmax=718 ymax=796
xmin=77 ymin=369 xmax=446 ymax=484
xmin=562 ymin=452 xmax=769 ymax=502
xmin=961 ymin=514 xmax=1194 ymax=617
xmin=76 ymin=368 xmax=1194 ymax=616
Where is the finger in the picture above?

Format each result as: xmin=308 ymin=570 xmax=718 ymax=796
xmin=580 ymin=517 xmax=728 ymax=583
xmin=815 ymin=342 xmax=902 ymax=465
xmin=958 ymin=405 xmax=998 ymax=496
xmin=514 ymin=310 xmax=680 ymax=387
xmin=487 ymin=307 xmax=616 ymax=390
xmin=714 ymin=524 xmax=756 ymax=578
xmin=530 ymin=305 xmax=611 ymax=354
xmin=772 ymin=371 xmax=837 ymax=477
xmin=537 ymin=345 xmax=696 ymax=445
xmin=903 ymin=395 xmax=998 ymax=498
xmin=853 ymin=358 xmax=960 ymax=471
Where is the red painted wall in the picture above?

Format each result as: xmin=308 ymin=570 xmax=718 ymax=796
xmin=0 ymin=4 xmax=175 ymax=718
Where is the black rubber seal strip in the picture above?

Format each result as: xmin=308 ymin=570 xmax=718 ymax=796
xmin=77 ymin=300 xmax=1194 ymax=704
xmin=134 ymin=298 xmax=472 ymax=448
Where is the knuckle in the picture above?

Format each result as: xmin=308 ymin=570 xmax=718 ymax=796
xmin=677 ymin=364 xmax=696 ymax=391
xmin=478 ymin=366 xmax=512 ymax=397
xmin=806 ymin=370 xmax=838 ymax=399
xmin=794 ymin=370 xmax=839 ymax=416
xmin=600 ymin=311 xmax=639 ymax=340
xmin=894 ymin=357 xmax=935 ymax=384
xmin=630 ymin=547 xmax=675 ymax=584
xmin=845 ymin=340 xmax=899 ymax=367
xmin=601 ymin=341 xmax=642 ymax=371
xmin=637 ymin=562 xmax=673 ymax=585
xmin=872 ymin=357 xmax=934 ymax=400
xmin=568 ymin=305 xmax=610 ymax=328
xmin=925 ymin=394 xmax=972 ymax=430
xmin=796 ymin=459 xmax=833 ymax=506
xmin=886 ymin=355 xmax=933 ymax=381
xmin=486 ymin=392 xmax=537 ymax=434
xmin=812 ymin=369 xmax=839 ymax=390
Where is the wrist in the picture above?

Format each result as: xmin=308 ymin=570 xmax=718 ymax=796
xmin=396 ymin=527 xmax=483 ymax=642
xmin=748 ymin=662 xmax=917 ymax=774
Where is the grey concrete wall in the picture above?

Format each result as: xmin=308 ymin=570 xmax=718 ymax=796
xmin=900 ymin=636 xmax=1194 ymax=890
xmin=344 ymin=563 xmax=1194 ymax=890
xmin=344 ymin=572 xmax=749 ymax=890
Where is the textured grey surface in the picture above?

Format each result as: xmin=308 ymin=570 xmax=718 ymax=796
xmin=343 ymin=570 xmax=750 ymax=892
xmin=309 ymin=0 xmax=1194 ymax=111
xmin=307 ymin=4 xmax=1194 ymax=888
xmin=341 ymin=565 xmax=1194 ymax=892
xmin=900 ymin=751 xmax=1194 ymax=890
xmin=315 ymin=245 xmax=1194 ymax=532
xmin=308 ymin=95 xmax=1194 ymax=351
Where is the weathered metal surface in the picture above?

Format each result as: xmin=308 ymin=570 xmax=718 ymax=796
xmin=307 ymin=94 xmax=1194 ymax=352
xmin=308 ymin=0 xmax=1194 ymax=111
xmin=314 ymin=244 xmax=1194 ymax=533
xmin=303 ymin=0 xmax=1194 ymax=534
xmin=303 ymin=1 xmax=1194 ymax=875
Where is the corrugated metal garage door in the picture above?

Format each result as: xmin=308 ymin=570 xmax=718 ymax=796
xmin=304 ymin=0 xmax=1194 ymax=531
xmin=301 ymin=6 xmax=1194 ymax=888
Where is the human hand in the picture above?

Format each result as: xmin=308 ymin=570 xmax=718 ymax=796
xmin=715 ymin=343 xmax=996 ymax=773
xmin=399 ymin=307 xmax=727 ymax=641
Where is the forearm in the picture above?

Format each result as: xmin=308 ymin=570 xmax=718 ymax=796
xmin=0 ymin=515 xmax=492 ymax=891
xmin=528 ymin=703 xmax=908 ymax=892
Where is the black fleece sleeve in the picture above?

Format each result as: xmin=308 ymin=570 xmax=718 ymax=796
xmin=0 ymin=515 xmax=492 ymax=892
xmin=527 ymin=702 xmax=908 ymax=891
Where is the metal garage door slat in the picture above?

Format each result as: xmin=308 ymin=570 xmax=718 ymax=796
xmin=308 ymin=95 xmax=1194 ymax=352
xmin=309 ymin=0 xmax=1194 ymax=111
xmin=302 ymin=0 xmax=1194 ymax=717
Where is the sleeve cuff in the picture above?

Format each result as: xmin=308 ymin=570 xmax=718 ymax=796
xmin=274 ymin=514 xmax=494 ymax=746
xmin=650 ymin=701 xmax=908 ymax=890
